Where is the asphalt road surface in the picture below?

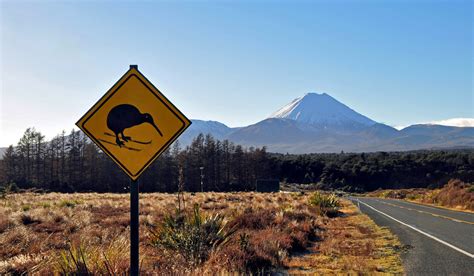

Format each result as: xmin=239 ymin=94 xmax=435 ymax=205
xmin=351 ymin=197 xmax=474 ymax=275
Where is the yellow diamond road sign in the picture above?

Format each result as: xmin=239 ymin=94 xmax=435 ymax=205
xmin=76 ymin=65 xmax=191 ymax=180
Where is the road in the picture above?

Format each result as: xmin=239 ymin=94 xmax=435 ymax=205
xmin=351 ymin=197 xmax=474 ymax=275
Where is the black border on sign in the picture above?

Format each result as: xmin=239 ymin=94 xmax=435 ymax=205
xmin=76 ymin=68 xmax=191 ymax=180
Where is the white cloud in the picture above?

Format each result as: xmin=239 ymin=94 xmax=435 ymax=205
xmin=393 ymin=118 xmax=474 ymax=130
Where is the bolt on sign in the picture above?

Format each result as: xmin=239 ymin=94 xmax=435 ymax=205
xmin=76 ymin=65 xmax=191 ymax=180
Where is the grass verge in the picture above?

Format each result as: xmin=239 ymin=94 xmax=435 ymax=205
xmin=287 ymin=199 xmax=404 ymax=274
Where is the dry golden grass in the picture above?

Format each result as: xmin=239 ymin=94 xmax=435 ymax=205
xmin=369 ymin=179 xmax=474 ymax=212
xmin=0 ymin=192 xmax=403 ymax=274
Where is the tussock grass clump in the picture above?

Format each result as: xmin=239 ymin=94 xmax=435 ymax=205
xmin=20 ymin=213 xmax=41 ymax=225
xmin=0 ymin=216 xmax=10 ymax=233
xmin=309 ymin=191 xmax=340 ymax=216
xmin=58 ymin=199 xmax=81 ymax=208
xmin=39 ymin=202 xmax=51 ymax=208
xmin=150 ymin=204 xmax=236 ymax=266
xmin=54 ymin=238 xmax=129 ymax=274
xmin=0 ymin=254 xmax=46 ymax=274
xmin=55 ymin=242 xmax=90 ymax=274
xmin=209 ymin=232 xmax=274 ymax=273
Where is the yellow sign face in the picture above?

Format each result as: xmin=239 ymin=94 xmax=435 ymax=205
xmin=76 ymin=66 xmax=191 ymax=180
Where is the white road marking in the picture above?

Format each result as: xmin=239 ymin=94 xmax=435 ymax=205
xmin=388 ymin=198 xmax=474 ymax=216
xmin=356 ymin=198 xmax=474 ymax=259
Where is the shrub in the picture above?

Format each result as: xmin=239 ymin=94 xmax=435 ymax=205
xmin=150 ymin=204 xmax=236 ymax=266
xmin=309 ymin=191 xmax=340 ymax=216
xmin=229 ymin=208 xmax=275 ymax=230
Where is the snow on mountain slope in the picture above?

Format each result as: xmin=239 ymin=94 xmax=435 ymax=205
xmin=269 ymin=92 xmax=376 ymax=127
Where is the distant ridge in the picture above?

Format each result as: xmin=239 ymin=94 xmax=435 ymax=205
xmin=176 ymin=119 xmax=237 ymax=146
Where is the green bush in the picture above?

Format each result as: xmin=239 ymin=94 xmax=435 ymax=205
xmin=309 ymin=191 xmax=340 ymax=216
xmin=151 ymin=204 xmax=236 ymax=266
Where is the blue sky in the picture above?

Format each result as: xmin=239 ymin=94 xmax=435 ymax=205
xmin=1 ymin=0 xmax=472 ymax=146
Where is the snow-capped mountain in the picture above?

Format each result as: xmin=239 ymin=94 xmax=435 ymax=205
xmin=179 ymin=93 xmax=474 ymax=153
xmin=269 ymin=92 xmax=376 ymax=127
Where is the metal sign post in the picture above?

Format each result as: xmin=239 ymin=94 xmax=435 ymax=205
xmin=130 ymin=179 xmax=139 ymax=275
xmin=200 ymin=166 xmax=204 ymax=192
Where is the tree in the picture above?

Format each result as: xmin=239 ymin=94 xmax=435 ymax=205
xmin=16 ymin=128 xmax=37 ymax=187
xmin=2 ymin=146 xmax=17 ymax=183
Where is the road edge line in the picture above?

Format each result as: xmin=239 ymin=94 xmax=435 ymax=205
xmin=356 ymin=198 xmax=474 ymax=259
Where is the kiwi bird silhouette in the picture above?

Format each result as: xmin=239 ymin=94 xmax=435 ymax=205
xmin=107 ymin=104 xmax=163 ymax=147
